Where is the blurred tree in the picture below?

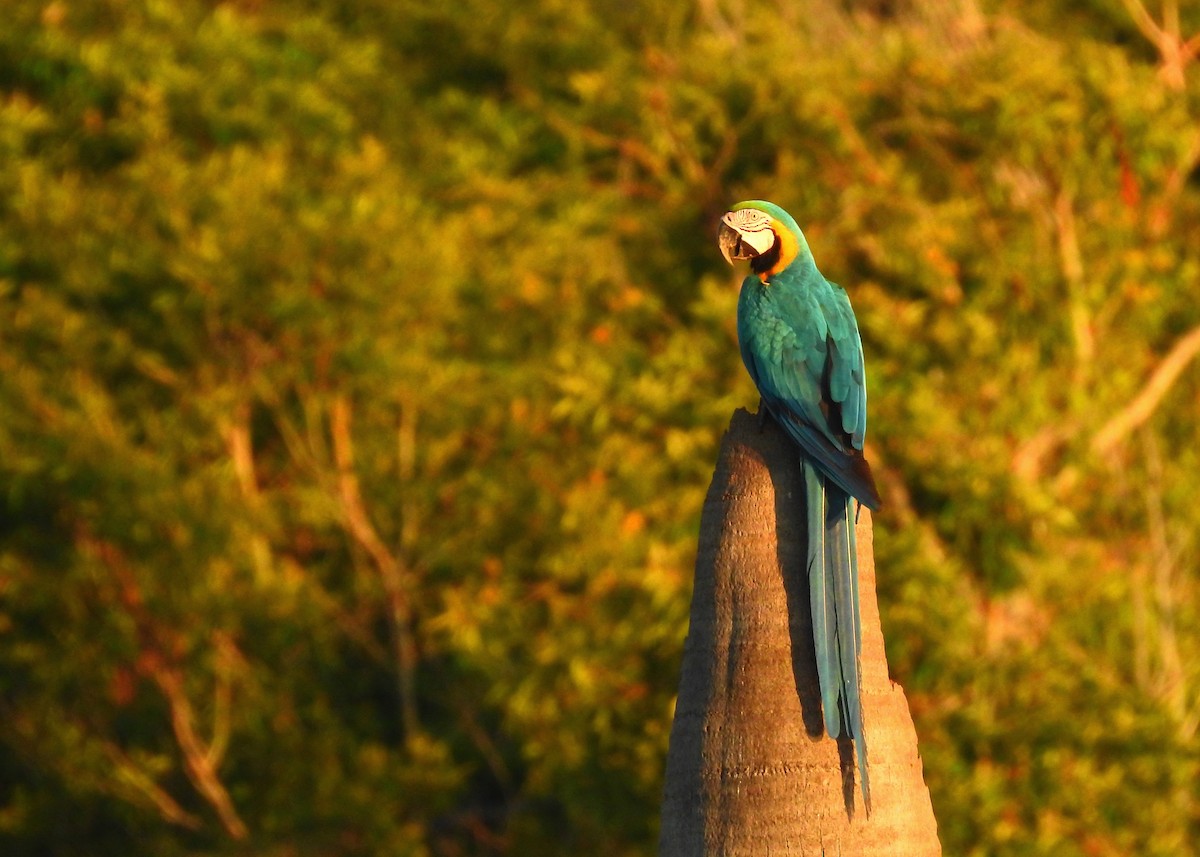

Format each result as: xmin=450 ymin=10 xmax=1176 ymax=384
xmin=0 ymin=0 xmax=1198 ymax=855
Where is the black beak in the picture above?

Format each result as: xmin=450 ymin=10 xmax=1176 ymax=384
xmin=718 ymin=221 xmax=759 ymax=265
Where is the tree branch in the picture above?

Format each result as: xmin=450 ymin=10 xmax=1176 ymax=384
xmin=1054 ymin=187 xmax=1094 ymax=371
xmin=149 ymin=665 xmax=248 ymax=840
xmin=330 ymin=395 xmax=420 ymax=739
xmin=79 ymin=534 xmax=249 ymax=839
xmin=100 ymin=741 xmax=204 ymax=831
xmin=1120 ymin=0 xmax=1199 ymax=89
xmin=1090 ymin=324 xmax=1200 ymax=457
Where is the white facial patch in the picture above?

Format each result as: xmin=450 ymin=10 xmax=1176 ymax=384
xmin=721 ymin=209 xmax=776 ymax=255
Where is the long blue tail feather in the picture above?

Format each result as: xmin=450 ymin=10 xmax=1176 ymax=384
xmin=803 ymin=459 xmax=870 ymax=812
xmin=804 ymin=460 xmax=839 ymax=738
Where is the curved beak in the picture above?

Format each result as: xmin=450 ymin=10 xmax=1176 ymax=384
xmin=717 ymin=215 xmax=776 ymax=265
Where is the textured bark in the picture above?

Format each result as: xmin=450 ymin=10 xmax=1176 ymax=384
xmin=659 ymin=409 xmax=941 ymax=856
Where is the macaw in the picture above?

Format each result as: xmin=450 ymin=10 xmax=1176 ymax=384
xmin=717 ymin=199 xmax=881 ymax=811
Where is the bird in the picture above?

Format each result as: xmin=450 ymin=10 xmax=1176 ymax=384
xmin=717 ymin=199 xmax=881 ymax=812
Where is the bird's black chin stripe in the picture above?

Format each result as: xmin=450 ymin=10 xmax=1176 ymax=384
xmin=750 ymin=234 xmax=782 ymax=274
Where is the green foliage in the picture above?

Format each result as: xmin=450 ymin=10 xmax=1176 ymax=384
xmin=2 ymin=0 xmax=1199 ymax=854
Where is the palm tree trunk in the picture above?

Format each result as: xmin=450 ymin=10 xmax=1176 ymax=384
xmin=659 ymin=409 xmax=941 ymax=856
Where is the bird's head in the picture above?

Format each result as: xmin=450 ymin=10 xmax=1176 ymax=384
xmin=717 ymin=200 xmax=809 ymax=281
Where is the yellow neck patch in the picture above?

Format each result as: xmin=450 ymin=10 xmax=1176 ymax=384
xmin=761 ymin=218 xmax=800 ymax=280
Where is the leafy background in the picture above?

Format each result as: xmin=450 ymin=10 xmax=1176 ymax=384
xmin=2 ymin=0 xmax=1199 ymax=854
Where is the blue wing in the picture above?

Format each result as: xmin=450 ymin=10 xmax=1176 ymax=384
xmin=737 ymin=273 xmax=879 ymax=509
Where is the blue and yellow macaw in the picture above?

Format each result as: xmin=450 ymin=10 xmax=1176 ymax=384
xmin=718 ymin=200 xmax=881 ymax=810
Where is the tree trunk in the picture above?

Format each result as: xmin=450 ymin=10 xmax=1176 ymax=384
xmin=659 ymin=409 xmax=941 ymax=856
